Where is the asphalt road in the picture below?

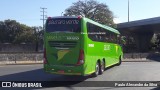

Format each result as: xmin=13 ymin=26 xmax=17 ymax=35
xmin=0 ymin=62 xmax=160 ymax=90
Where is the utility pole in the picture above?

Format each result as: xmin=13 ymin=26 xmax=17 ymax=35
xmin=40 ymin=7 xmax=47 ymax=30
xmin=128 ymin=0 xmax=130 ymax=22
xmin=61 ymin=12 xmax=63 ymax=16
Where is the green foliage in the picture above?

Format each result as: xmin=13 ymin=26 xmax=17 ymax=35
xmin=64 ymin=0 xmax=116 ymax=28
xmin=0 ymin=19 xmax=43 ymax=44
xmin=151 ymin=34 xmax=157 ymax=45
xmin=32 ymin=26 xmax=43 ymax=43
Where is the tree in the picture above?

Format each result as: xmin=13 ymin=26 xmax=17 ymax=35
xmin=14 ymin=24 xmax=34 ymax=43
xmin=32 ymin=26 xmax=43 ymax=51
xmin=0 ymin=19 xmax=42 ymax=44
xmin=1 ymin=20 xmax=22 ymax=43
xmin=64 ymin=0 xmax=116 ymax=27
xmin=0 ymin=21 xmax=6 ymax=43
xmin=156 ymin=34 xmax=160 ymax=51
xmin=0 ymin=19 xmax=44 ymax=52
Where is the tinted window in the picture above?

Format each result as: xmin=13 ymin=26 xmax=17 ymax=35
xmin=46 ymin=18 xmax=81 ymax=32
xmin=87 ymin=22 xmax=119 ymax=43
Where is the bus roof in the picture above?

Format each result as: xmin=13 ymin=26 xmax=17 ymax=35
xmin=83 ymin=17 xmax=120 ymax=34
xmin=47 ymin=16 xmax=79 ymax=19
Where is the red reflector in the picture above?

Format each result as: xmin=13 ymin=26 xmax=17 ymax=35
xmin=44 ymin=58 xmax=47 ymax=64
xmin=76 ymin=49 xmax=84 ymax=65
xmin=43 ymin=48 xmax=47 ymax=64
xmin=79 ymin=49 xmax=84 ymax=60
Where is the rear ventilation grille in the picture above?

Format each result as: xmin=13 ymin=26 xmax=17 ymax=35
xmin=48 ymin=41 xmax=77 ymax=49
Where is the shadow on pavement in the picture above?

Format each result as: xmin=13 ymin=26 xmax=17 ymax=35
xmin=146 ymin=53 xmax=160 ymax=62
xmin=150 ymin=86 xmax=160 ymax=90
xmin=0 ymin=68 xmax=90 ymax=90
xmin=0 ymin=68 xmax=89 ymax=81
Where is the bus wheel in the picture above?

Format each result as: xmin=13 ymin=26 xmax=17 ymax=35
xmin=92 ymin=62 xmax=100 ymax=77
xmin=117 ymin=56 xmax=122 ymax=66
xmin=99 ymin=60 xmax=105 ymax=75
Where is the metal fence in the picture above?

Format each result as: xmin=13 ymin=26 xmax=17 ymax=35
xmin=123 ymin=53 xmax=150 ymax=59
xmin=0 ymin=44 xmax=43 ymax=52
xmin=0 ymin=52 xmax=43 ymax=64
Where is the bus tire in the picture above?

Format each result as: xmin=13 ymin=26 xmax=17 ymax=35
xmin=117 ymin=56 xmax=122 ymax=66
xmin=92 ymin=62 xmax=100 ymax=77
xmin=99 ymin=60 xmax=105 ymax=75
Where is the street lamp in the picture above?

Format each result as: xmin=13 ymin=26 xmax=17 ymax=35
xmin=61 ymin=12 xmax=63 ymax=16
xmin=128 ymin=0 xmax=130 ymax=22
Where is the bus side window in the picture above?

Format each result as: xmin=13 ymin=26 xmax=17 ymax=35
xmin=92 ymin=34 xmax=98 ymax=41
xmin=99 ymin=35 xmax=102 ymax=41
xmin=105 ymin=31 xmax=109 ymax=42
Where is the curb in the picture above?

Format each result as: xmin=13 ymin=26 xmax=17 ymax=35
xmin=0 ymin=61 xmax=43 ymax=65
xmin=122 ymin=58 xmax=157 ymax=62
xmin=122 ymin=60 xmax=153 ymax=62
xmin=0 ymin=63 xmax=43 ymax=65
xmin=4 ymin=63 xmax=43 ymax=65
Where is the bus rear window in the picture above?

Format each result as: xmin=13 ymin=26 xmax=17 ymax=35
xmin=46 ymin=18 xmax=81 ymax=33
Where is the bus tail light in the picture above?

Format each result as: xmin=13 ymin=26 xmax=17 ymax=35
xmin=78 ymin=16 xmax=82 ymax=20
xmin=48 ymin=17 xmax=52 ymax=20
xmin=43 ymin=48 xmax=48 ymax=64
xmin=76 ymin=49 xmax=84 ymax=65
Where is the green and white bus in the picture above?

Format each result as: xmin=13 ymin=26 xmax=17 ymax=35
xmin=43 ymin=16 xmax=123 ymax=77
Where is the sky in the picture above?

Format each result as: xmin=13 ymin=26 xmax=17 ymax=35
xmin=0 ymin=0 xmax=160 ymax=27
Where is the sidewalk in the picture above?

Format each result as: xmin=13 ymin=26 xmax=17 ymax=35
xmin=0 ymin=58 xmax=158 ymax=65
xmin=0 ymin=61 xmax=43 ymax=65
xmin=123 ymin=58 xmax=158 ymax=62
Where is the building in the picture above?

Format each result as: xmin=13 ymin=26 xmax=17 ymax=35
xmin=117 ymin=17 xmax=160 ymax=52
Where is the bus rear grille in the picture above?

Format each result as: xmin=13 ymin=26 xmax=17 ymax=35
xmin=48 ymin=41 xmax=77 ymax=49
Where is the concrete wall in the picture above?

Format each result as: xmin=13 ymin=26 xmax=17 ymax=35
xmin=0 ymin=44 xmax=43 ymax=52
xmin=123 ymin=53 xmax=149 ymax=59
xmin=0 ymin=53 xmax=43 ymax=62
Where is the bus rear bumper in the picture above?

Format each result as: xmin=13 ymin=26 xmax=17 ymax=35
xmin=44 ymin=64 xmax=86 ymax=76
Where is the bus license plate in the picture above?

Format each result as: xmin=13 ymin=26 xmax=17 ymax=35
xmin=58 ymin=70 xmax=64 ymax=73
